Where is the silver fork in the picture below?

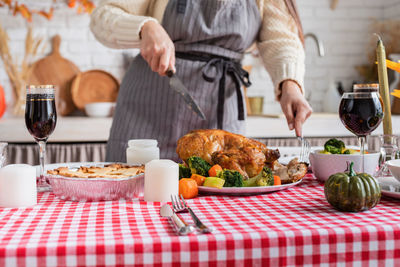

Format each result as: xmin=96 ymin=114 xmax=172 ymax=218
xmin=298 ymin=136 xmax=311 ymax=164
xmin=171 ymin=195 xmax=214 ymax=234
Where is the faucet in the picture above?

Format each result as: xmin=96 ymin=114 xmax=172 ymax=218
xmin=304 ymin=33 xmax=325 ymax=57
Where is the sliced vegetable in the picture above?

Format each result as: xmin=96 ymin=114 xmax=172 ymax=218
xmin=179 ymin=163 xmax=191 ymax=179
xmin=208 ymin=164 xmax=222 ymax=177
xmin=320 ymin=139 xmax=369 ymax=154
xmin=217 ymin=169 xmax=244 ymax=187
xmin=319 ymin=150 xmax=331 ymax=154
xmin=354 ymin=149 xmax=368 ymax=154
xmin=273 ymin=175 xmax=281 ymax=186
xmin=179 ymin=178 xmax=198 ymax=199
xmin=191 ymin=174 xmax=206 ymax=186
xmin=187 ymin=156 xmax=211 ymax=176
xmin=324 ymin=138 xmax=345 ymax=154
xmin=243 ymin=166 xmax=273 ymax=187
xmin=203 ymin=177 xmax=225 ymax=189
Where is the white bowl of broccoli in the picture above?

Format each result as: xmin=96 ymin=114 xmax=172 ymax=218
xmin=309 ymin=139 xmax=380 ymax=182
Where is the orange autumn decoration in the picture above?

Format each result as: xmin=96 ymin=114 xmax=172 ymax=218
xmin=0 ymin=0 xmax=95 ymax=22
xmin=386 ymin=59 xmax=400 ymax=73
xmin=0 ymin=85 xmax=6 ymax=118
xmin=68 ymin=0 xmax=95 ymax=14
xmin=392 ymin=89 xmax=400 ymax=99
xmin=384 ymin=59 xmax=400 ymax=99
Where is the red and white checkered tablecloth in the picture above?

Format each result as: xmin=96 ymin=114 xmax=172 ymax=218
xmin=1 ymin=174 xmax=400 ymax=266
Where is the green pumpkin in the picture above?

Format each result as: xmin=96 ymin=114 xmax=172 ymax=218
xmin=324 ymin=162 xmax=381 ymax=212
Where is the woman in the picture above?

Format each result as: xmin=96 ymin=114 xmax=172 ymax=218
xmin=90 ymin=0 xmax=312 ymax=162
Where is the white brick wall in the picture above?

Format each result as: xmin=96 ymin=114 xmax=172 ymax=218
xmin=0 ymin=0 xmax=397 ymax=116
xmin=384 ymin=0 xmax=400 ymax=19
xmin=247 ymin=0 xmax=391 ymax=114
xmin=0 ymin=7 xmax=133 ymax=117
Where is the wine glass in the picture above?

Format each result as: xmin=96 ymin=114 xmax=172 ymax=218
xmin=0 ymin=142 xmax=7 ymax=168
xmin=375 ymin=134 xmax=399 ymax=179
xmin=25 ymin=85 xmax=57 ymax=192
xmin=339 ymin=92 xmax=383 ymax=173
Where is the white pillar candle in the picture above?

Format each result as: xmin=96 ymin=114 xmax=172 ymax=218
xmin=144 ymin=160 xmax=179 ymax=202
xmin=0 ymin=164 xmax=37 ymax=208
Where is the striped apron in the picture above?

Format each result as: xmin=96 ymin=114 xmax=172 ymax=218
xmin=106 ymin=0 xmax=261 ymax=162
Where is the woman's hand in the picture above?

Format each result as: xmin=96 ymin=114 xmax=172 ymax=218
xmin=279 ymin=80 xmax=313 ymax=137
xmin=140 ymin=20 xmax=175 ymax=76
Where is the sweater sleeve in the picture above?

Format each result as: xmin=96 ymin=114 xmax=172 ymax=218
xmin=257 ymin=0 xmax=305 ymax=100
xmin=90 ymin=0 xmax=158 ymax=49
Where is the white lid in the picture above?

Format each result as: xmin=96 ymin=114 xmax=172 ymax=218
xmin=128 ymin=139 xmax=158 ymax=148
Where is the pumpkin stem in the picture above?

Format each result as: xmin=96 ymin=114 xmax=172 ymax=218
xmin=348 ymin=162 xmax=356 ymax=176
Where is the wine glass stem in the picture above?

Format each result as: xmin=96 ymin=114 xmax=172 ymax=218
xmin=358 ymin=136 xmax=366 ymax=173
xmin=38 ymin=140 xmax=46 ymax=184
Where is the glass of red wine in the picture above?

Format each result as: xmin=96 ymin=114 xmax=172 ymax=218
xmin=339 ymin=91 xmax=383 ymax=173
xmin=25 ymin=85 xmax=57 ymax=192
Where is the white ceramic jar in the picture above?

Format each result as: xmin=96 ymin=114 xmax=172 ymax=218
xmin=126 ymin=139 xmax=160 ymax=165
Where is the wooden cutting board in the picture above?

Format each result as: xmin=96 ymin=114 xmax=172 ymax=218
xmin=27 ymin=35 xmax=80 ymax=116
xmin=71 ymin=70 xmax=119 ymax=110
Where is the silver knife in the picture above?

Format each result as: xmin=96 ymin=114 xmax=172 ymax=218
xmin=166 ymin=70 xmax=206 ymax=120
xmin=178 ymin=195 xmax=214 ymax=234
xmin=160 ymin=204 xmax=195 ymax=235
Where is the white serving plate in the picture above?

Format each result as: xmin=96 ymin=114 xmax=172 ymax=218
xmin=198 ymin=179 xmax=302 ymax=196
xmin=377 ymin=176 xmax=400 ymax=200
xmin=274 ymin=146 xmax=323 ymax=166
xmin=386 ymin=159 xmax=400 ymax=183
xmin=42 ymin=162 xmax=144 ymax=201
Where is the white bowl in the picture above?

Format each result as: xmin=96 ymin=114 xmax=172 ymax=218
xmin=386 ymin=159 xmax=400 ymax=182
xmin=84 ymin=102 xmax=116 ymax=117
xmin=309 ymin=149 xmax=380 ymax=182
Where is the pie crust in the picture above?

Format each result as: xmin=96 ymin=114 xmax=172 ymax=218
xmin=47 ymin=164 xmax=145 ymax=179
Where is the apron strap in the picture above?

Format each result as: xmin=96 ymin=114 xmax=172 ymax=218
xmin=177 ymin=0 xmax=187 ymax=14
xmin=176 ymin=52 xmax=251 ymax=129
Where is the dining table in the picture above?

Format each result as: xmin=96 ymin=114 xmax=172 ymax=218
xmin=0 ymin=174 xmax=399 ymax=266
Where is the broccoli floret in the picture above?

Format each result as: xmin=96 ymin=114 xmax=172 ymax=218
xmin=187 ymin=156 xmax=211 ymax=177
xmin=324 ymin=138 xmax=345 ymax=154
xmin=243 ymin=166 xmax=274 ymax=187
xmin=342 ymin=149 xmax=351 ymax=154
xmin=217 ymin=169 xmax=244 ymax=187
xmin=179 ymin=164 xmax=192 ymax=179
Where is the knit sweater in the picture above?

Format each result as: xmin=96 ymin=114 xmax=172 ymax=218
xmin=90 ymin=0 xmax=305 ymax=98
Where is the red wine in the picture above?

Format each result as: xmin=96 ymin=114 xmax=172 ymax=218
xmin=339 ymin=97 xmax=383 ymax=137
xmin=25 ymin=94 xmax=57 ymax=141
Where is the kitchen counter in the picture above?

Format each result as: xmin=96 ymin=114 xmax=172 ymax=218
xmin=0 ymin=117 xmax=113 ymax=143
xmin=247 ymin=113 xmax=400 ymax=138
xmin=1 ymin=114 xmax=399 ymax=143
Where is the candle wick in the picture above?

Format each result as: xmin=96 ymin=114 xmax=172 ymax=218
xmin=373 ymin=33 xmax=382 ymax=42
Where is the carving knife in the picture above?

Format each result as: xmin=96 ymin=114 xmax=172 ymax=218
xmin=166 ymin=70 xmax=206 ymax=120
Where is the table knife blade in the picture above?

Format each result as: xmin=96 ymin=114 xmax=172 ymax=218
xmin=166 ymin=70 xmax=206 ymax=120
xmin=160 ymin=204 xmax=194 ymax=235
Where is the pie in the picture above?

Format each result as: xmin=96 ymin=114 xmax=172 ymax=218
xmin=47 ymin=164 xmax=145 ymax=179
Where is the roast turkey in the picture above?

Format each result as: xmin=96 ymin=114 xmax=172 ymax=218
xmin=176 ymin=129 xmax=280 ymax=178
